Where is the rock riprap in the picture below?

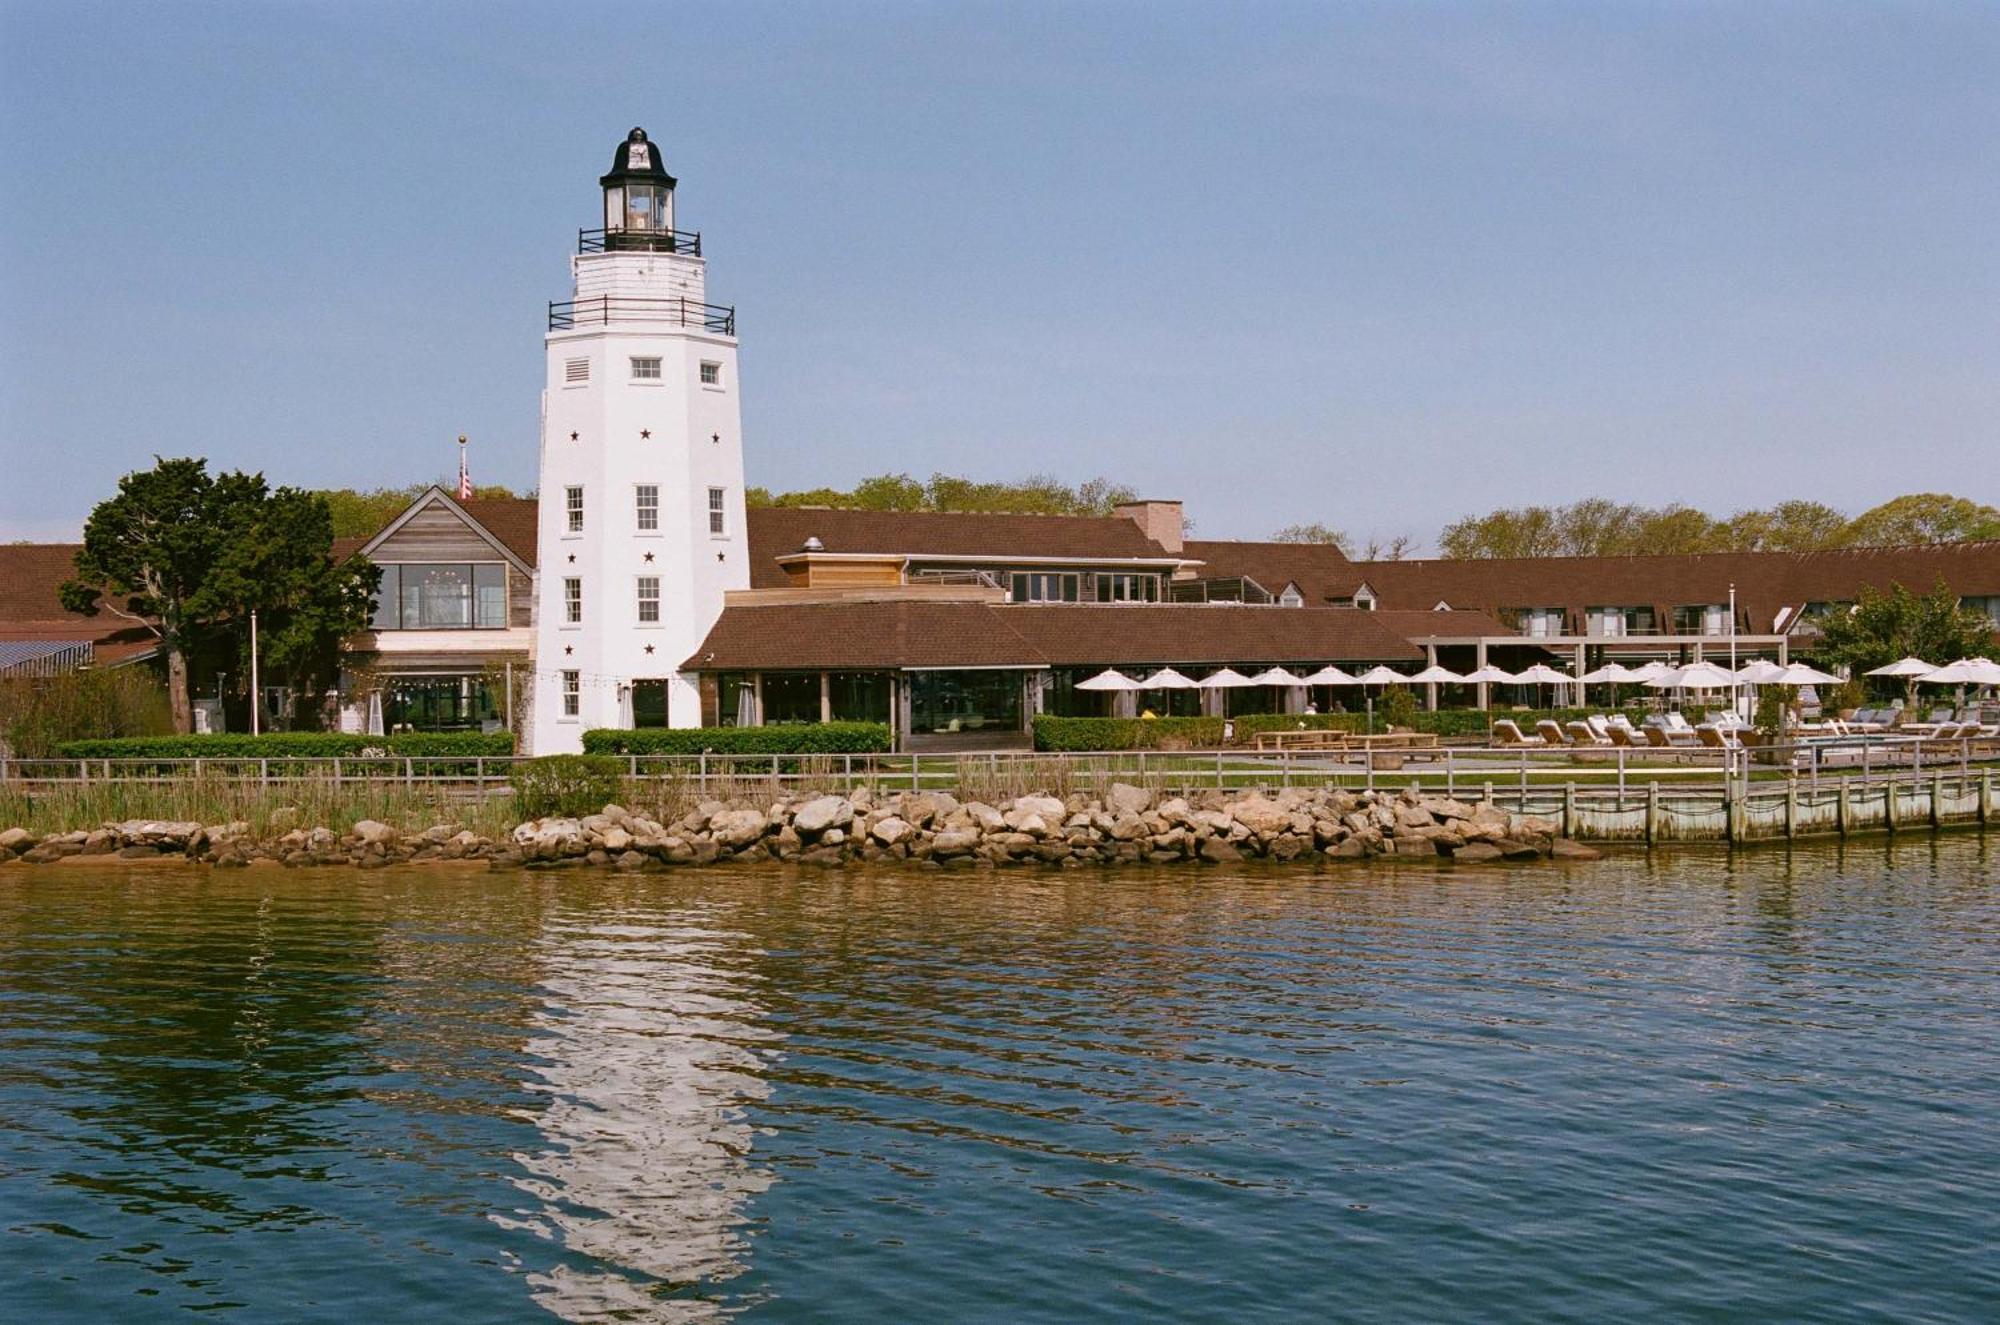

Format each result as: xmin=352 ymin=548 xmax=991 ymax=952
xmin=0 ymin=784 xmax=1605 ymax=869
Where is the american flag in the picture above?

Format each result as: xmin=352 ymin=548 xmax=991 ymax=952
xmin=456 ymin=434 xmax=472 ymax=501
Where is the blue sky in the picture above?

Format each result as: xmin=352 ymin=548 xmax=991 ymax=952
xmin=2 ymin=1 xmax=1995 ymax=545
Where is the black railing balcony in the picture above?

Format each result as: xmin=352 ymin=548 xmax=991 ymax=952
xmin=578 ymin=227 xmax=703 ymax=256
xmin=548 ymin=296 xmax=736 ymax=335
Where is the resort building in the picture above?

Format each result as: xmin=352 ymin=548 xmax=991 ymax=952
xmin=4 ymin=130 xmax=1997 ymax=747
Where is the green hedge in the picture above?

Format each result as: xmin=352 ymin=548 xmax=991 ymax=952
xmin=1036 ymin=708 xmax=1686 ymax=751
xmin=1033 ymin=716 xmax=1225 ymax=751
xmin=55 ymin=731 xmax=515 ymax=759
xmin=582 ymin=723 xmax=893 ymax=755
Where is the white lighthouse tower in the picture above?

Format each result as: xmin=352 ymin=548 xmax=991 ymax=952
xmin=530 ymin=128 xmax=748 ymax=753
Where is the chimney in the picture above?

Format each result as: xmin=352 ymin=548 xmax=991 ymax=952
xmin=1115 ymin=499 xmax=1184 ymax=554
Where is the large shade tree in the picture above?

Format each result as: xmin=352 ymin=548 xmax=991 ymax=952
xmin=1806 ymin=580 xmax=1996 ymax=701
xmin=61 ymin=458 xmax=378 ymax=733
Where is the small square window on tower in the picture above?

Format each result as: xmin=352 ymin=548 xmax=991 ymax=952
xmin=699 ymin=361 xmax=722 ymax=387
xmin=630 ymin=356 xmax=661 ymax=381
xmin=564 ymin=358 xmax=590 ymax=385
xmin=565 ymin=486 xmax=584 ymax=534
xmin=708 ymin=486 xmax=727 ymax=536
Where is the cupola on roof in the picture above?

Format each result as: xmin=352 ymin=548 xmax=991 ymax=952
xmin=600 ymin=127 xmax=677 ymax=190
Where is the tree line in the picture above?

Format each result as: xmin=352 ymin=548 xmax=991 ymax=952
xmin=744 ymin=472 xmax=1138 ymax=517
xmin=1275 ymin=493 xmax=2000 ymax=560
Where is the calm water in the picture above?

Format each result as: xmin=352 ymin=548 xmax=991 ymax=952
xmin=2 ymin=841 xmax=1996 ymax=1323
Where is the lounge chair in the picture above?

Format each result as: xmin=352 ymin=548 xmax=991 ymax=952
xmin=1644 ymin=717 xmax=1699 ymax=747
xmin=1566 ymin=720 xmax=1613 ymax=747
xmin=1605 ymin=724 xmax=1644 ymax=748
xmin=1535 ymin=719 xmax=1574 ymax=746
xmin=1492 ymin=719 xmax=1546 ymax=747
xmin=1696 ymin=724 xmax=1743 ymax=751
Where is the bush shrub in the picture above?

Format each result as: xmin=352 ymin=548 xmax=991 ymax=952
xmin=54 ymin=731 xmax=515 ymax=759
xmin=2 ymin=669 xmax=173 ymax=758
xmin=582 ymin=723 xmax=892 ymax=755
xmin=1033 ymin=716 xmax=1225 ymax=751
xmin=510 ymin=755 xmax=624 ymax=819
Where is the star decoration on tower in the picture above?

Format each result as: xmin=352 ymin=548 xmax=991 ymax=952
xmin=643 ymin=645 xmax=655 ymax=655
xmin=566 ymin=554 xmax=575 ymax=564
xmin=640 ymin=429 xmax=651 ymax=439
xmin=563 ymin=645 xmax=573 ymax=656
xmin=569 ymin=431 xmax=579 ymax=441
xmin=642 ymin=552 xmax=654 ymax=563
xmin=711 ymin=432 xmax=720 ymax=444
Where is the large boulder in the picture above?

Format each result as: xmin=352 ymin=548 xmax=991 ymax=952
xmin=1104 ymin=782 xmax=1152 ymax=816
xmin=792 ymin=796 xmax=853 ymax=836
xmin=0 ymin=827 xmax=32 ymax=851
xmin=1230 ymin=797 xmax=1291 ymax=838
xmin=963 ymin=801 xmax=1006 ymax=832
xmin=351 ymin=819 xmax=400 ymax=846
xmin=870 ymin=816 xmax=913 ymax=846
xmin=708 ymin=809 xmax=770 ymax=848
xmin=113 ymin=819 xmax=206 ymax=849
xmin=1013 ymin=795 xmax=1067 ymax=821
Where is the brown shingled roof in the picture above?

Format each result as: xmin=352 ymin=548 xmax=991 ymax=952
xmin=746 ymin=506 xmax=1174 ymax=588
xmin=684 ymin=601 xmax=1429 ymax=671
xmin=456 ymin=497 xmax=540 ymax=566
xmin=0 ymin=544 xmax=160 ymax=664
xmin=685 ymin=600 xmax=1043 ymax=670
xmin=1179 ymin=539 xmax=1364 ymax=604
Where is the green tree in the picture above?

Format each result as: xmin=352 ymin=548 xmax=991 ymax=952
xmin=1438 ymin=505 xmax=1566 ymax=559
xmin=61 ymin=458 xmax=376 ymax=734
xmin=748 ymin=471 xmax=1136 ymax=516
xmin=315 ymin=482 xmax=526 ymax=539
xmin=1270 ymin=522 xmax=1351 ymax=551
xmin=1806 ymin=580 xmax=1995 ymax=702
xmin=1844 ymin=493 xmax=2000 ymax=547
xmin=1726 ymin=500 xmax=1851 ymax=552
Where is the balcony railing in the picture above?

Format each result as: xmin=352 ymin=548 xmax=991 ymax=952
xmin=548 ymin=296 xmax=736 ymax=334
xmin=578 ymin=227 xmax=703 ymax=256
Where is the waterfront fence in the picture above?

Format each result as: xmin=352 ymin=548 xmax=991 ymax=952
xmin=1 ymin=738 xmax=1994 ymax=845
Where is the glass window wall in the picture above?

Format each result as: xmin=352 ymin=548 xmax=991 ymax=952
xmin=761 ymin=672 xmax=822 ymax=725
xmin=373 ymin=564 xmax=509 ymax=630
xmin=910 ymin=670 xmax=1024 ymax=734
xmin=830 ymin=671 xmax=892 ymax=724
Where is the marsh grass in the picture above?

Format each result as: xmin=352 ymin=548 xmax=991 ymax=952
xmin=0 ymin=775 xmax=519 ymax=839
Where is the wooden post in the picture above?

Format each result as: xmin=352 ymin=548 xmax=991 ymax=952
xmin=1931 ymin=773 xmax=1943 ymax=829
xmin=1982 ymin=769 xmax=1992 ymax=826
xmin=1885 ymin=774 xmax=1897 ymax=834
xmin=1645 ymin=780 xmax=1659 ymax=844
xmin=1785 ymin=782 xmax=1796 ymax=839
xmin=1837 ymin=780 xmax=1849 ymax=836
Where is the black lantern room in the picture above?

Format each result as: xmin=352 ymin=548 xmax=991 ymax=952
xmin=599 ymin=127 xmax=679 ymax=251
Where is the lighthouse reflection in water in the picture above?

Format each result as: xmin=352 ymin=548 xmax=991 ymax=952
xmin=496 ymin=908 xmax=778 ymax=1320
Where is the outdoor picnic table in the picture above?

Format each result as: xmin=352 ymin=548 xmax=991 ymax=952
xmin=1251 ymin=729 xmax=1346 ymax=751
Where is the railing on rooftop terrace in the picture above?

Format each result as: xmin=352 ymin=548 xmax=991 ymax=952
xmin=578 ymin=227 xmax=703 ymax=256
xmin=548 ymin=296 xmax=736 ymax=334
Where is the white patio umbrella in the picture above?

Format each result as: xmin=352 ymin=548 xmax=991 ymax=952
xmin=1628 ymin=661 xmax=1678 ymax=682
xmin=1774 ymin=662 xmax=1844 ymax=686
xmin=1577 ymin=662 xmax=1639 ymax=683
xmin=1138 ymin=668 xmax=1198 ymax=690
xmin=1510 ymin=662 xmax=1569 ymax=710
xmin=1075 ymin=668 xmax=1141 ymax=691
xmin=1462 ymin=664 xmax=1519 ymax=685
xmin=1917 ymin=657 xmax=2000 ymax=686
xmin=1195 ymin=667 xmax=1256 ymax=689
xmin=1866 ymin=654 xmax=1942 ymax=706
xmin=1248 ymin=666 xmax=1307 ymax=687
xmin=1354 ymin=666 xmax=1408 ymax=685
xmin=1734 ymin=659 xmax=1788 ymax=684
xmin=1866 ymin=656 xmax=1938 ymax=679
xmin=1647 ymin=661 xmax=1738 ymax=690
xmin=1406 ymin=664 xmax=1464 ymax=684
xmin=1300 ymin=665 xmax=1359 ymax=686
